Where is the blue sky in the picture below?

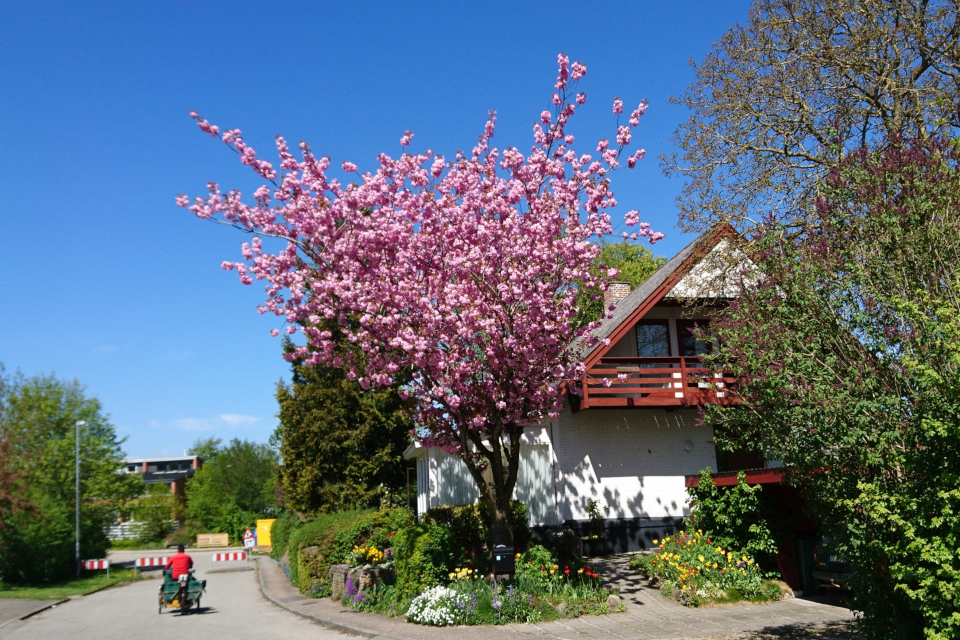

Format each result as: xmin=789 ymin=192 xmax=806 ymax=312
xmin=0 ymin=0 xmax=751 ymax=458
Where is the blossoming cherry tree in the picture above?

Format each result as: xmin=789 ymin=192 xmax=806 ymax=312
xmin=179 ymin=54 xmax=660 ymax=546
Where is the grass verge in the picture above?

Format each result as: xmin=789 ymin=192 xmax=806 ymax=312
xmin=0 ymin=568 xmax=144 ymax=600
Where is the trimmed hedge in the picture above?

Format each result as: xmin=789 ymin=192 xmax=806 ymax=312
xmin=268 ymin=511 xmax=299 ymax=561
xmin=280 ymin=508 xmax=412 ymax=594
xmin=393 ymin=524 xmax=457 ymax=602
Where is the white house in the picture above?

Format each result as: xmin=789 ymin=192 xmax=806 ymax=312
xmin=405 ymin=224 xmax=764 ymax=551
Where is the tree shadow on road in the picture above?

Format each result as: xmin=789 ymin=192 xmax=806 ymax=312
xmin=709 ymin=621 xmax=857 ymax=640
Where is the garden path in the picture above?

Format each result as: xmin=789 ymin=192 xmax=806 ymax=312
xmin=507 ymin=554 xmax=856 ymax=640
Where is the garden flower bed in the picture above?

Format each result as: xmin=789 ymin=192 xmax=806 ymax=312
xmin=629 ymin=529 xmax=784 ymax=607
xmin=340 ymin=543 xmax=621 ymax=625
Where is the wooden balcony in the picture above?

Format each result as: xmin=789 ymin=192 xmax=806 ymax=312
xmin=578 ymin=356 xmax=739 ymax=409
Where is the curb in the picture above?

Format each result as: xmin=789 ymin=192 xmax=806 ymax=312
xmin=0 ymin=599 xmax=69 ymax=630
xmin=254 ymin=557 xmax=400 ymax=640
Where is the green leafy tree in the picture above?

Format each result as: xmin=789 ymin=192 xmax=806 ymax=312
xmin=130 ymin=483 xmax=175 ymax=543
xmin=666 ymin=0 xmax=960 ymax=235
xmin=0 ymin=369 xmax=140 ymax=583
xmin=185 ymin=438 xmax=278 ymax=542
xmin=704 ymin=138 xmax=960 ymax=639
xmin=274 ymin=338 xmax=413 ymax=514
xmin=574 ymin=241 xmax=666 ymax=329
xmin=188 ymin=437 xmax=222 ymax=465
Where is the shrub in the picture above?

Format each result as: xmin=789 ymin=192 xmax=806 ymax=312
xmin=515 ymin=545 xmax=557 ymax=593
xmin=130 ymin=483 xmax=176 ymax=543
xmin=477 ymin=499 xmax=531 ymax=550
xmin=164 ymin=527 xmax=195 ymax=548
xmin=687 ymin=469 xmax=778 ymax=565
xmin=268 ymin=511 xmax=299 ymax=560
xmin=287 ymin=508 xmax=412 ymax=594
xmin=342 ymin=579 xmax=400 ymax=615
xmin=630 ymin=529 xmax=781 ymax=606
xmin=393 ymin=524 xmax=457 ymax=602
xmin=425 ymin=499 xmax=531 ymax=552
xmin=423 ymin=504 xmax=486 ymax=554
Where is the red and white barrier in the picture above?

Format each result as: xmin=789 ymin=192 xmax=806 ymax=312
xmin=79 ymin=559 xmax=110 ymax=576
xmin=133 ymin=556 xmax=170 ymax=575
xmin=211 ymin=551 xmax=247 ymax=562
xmin=135 ymin=556 xmax=170 ymax=567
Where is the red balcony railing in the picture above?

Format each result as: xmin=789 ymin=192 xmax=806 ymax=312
xmin=579 ymin=356 xmax=739 ymax=409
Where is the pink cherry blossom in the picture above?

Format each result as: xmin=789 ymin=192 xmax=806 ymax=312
xmin=181 ymin=55 xmax=659 ymax=542
xmin=613 ymin=98 xmax=623 ymax=115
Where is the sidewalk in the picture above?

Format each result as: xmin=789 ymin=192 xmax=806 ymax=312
xmin=254 ymin=556 xmax=856 ymax=640
xmin=0 ymin=599 xmax=68 ymax=631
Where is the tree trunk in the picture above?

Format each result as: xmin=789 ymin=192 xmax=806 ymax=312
xmin=488 ymin=499 xmax=513 ymax=548
xmin=460 ymin=424 xmax=524 ymax=551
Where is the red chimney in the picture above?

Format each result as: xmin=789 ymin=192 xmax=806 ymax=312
xmin=603 ymin=282 xmax=632 ymax=309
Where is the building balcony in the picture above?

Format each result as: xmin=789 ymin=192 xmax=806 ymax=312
xmin=577 ymin=356 xmax=739 ymax=409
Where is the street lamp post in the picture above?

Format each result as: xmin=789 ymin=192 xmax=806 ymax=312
xmin=75 ymin=420 xmax=86 ymax=578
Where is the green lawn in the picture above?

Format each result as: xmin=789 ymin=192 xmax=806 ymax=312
xmin=0 ymin=569 xmax=146 ymax=600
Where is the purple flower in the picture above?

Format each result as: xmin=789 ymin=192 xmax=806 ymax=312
xmin=345 ymin=577 xmax=357 ymax=597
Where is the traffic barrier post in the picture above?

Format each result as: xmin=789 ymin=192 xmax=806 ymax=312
xmin=133 ymin=556 xmax=170 ymax=577
xmin=80 ymin=559 xmax=110 ymax=578
xmin=210 ymin=551 xmax=248 ymax=568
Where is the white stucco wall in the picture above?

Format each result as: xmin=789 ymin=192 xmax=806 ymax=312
xmin=549 ymin=407 xmax=716 ymax=522
xmin=408 ymin=408 xmax=716 ymax=526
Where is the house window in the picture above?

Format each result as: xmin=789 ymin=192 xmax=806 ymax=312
xmin=676 ymin=320 xmax=711 ymax=357
xmin=635 ymin=321 xmax=671 ymax=357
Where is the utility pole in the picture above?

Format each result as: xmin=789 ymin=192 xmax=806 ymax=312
xmin=75 ymin=420 xmax=86 ymax=579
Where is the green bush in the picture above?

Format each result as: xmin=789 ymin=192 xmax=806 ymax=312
xmin=515 ymin=545 xmax=557 ymax=593
xmin=393 ymin=524 xmax=457 ymax=602
xmin=423 ymin=504 xmax=486 ymax=553
xmin=130 ymin=483 xmax=176 ymax=543
xmin=426 ymin=500 xmax=531 ymax=551
xmin=687 ymin=469 xmax=778 ymax=566
xmin=288 ymin=508 xmax=412 ymax=594
xmin=268 ymin=511 xmax=299 ymax=560
xmin=163 ymin=527 xmax=195 ymax=548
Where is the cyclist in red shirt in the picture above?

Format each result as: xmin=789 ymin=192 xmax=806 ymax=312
xmin=165 ymin=545 xmax=194 ymax=578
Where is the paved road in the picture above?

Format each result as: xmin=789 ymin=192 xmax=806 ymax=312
xmin=0 ymin=550 xmax=350 ymax=640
